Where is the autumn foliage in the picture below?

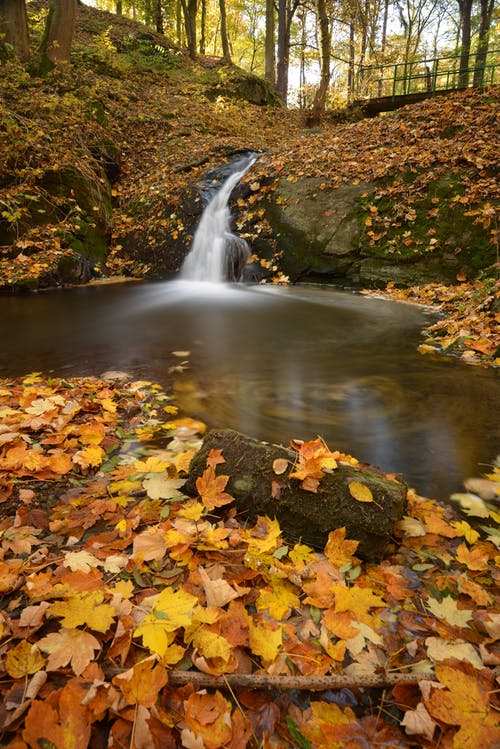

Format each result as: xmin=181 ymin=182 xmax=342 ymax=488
xmin=0 ymin=373 xmax=499 ymax=747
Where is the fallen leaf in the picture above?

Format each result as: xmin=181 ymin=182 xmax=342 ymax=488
xmin=426 ymin=596 xmax=473 ymax=628
xmin=113 ymin=656 xmax=167 ymax=707
xmin=401 ymin=702 xmax=436 ymax=742
xmin=38 ymin=628 xmax=101 ymax=676
xmin=5 ymin=640 xmax=45 ymax=679
xmin=425 ymin=636 xmax=483 ymax=667
xmin=348 ymin=481 xmax=373 ymax=503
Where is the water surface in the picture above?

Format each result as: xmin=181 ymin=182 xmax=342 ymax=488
xmin=1 ymin=280 xmax=498 ymax=499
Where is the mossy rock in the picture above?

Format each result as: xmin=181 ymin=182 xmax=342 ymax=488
xmin=204 ymin=65 xmax=281 ymax=106
xmin=38 ymin=167 xmax=113 ymax=263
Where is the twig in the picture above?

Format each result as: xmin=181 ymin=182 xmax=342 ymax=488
xmin=165 ymin=670 xmax=437 ymax=691
xmin=106 ymin=668 xmax=437 ymax=691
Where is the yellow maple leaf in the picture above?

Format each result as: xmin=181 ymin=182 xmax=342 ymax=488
xmin=289 ymin=542 xmax=315 ymax=569
xmin=243 ymin=516 xmax=282 ymax=554
xmin=190 ymin=629 xmax=232 ymax=663
xmin=177 ymin=499 xmax=204 ymax=521
xmin=134 ymin=586 xmax=197 ymax=656
xmin=256 ymin=580 xmax=300 ymax=619
xmin=50 ymin=590 xmax=116 ymax=633
xmin=110 ymin=579 xmax=135 ymax=599
xmin=5 ymin=639 xmax=45 ymax=678
xmin=451 ymin=520 xmax=480 ymax=544
xmin=134 ymin=455 xmax=170 ymax=473
xmin=248 ymin=619 xmax=282 ymax=665
xmin=99 ymin=397 xmax=117 ymax=413
xmin=72 ymin=445 xmax=105 ymax=469
xmin=332 ymin=584 xmax=386 ymax=625
xmin=176 ymin=448 xmax=196 ymax=474
xmin=455 ymin=541 xmax=491 ymax=571
xmin=75 ymin=421 xmax=106 ymax=446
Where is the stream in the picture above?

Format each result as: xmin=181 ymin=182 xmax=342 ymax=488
xmin=0 ymin=279 xmax=498 ymax=500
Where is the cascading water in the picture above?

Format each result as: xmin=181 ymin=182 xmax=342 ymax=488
xmin=180 ymin=154 xmax=257 ymax=283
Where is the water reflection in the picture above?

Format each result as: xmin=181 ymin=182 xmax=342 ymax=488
xmin=0 ymin=280 xmax=498 ymax=499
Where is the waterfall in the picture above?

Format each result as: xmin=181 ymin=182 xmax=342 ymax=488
xmin=180 ymin=154 xmax=257 ymax=283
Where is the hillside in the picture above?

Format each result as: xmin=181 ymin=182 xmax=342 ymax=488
xmin=0 ymin=3 xmax=498 ymax=364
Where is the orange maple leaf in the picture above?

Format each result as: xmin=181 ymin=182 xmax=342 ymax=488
xmin=289 ymin=437 xmax=338 ymax=492
xmin=113 ymin=656 xmax=168 ymax=708
xmin=425 ymin=661 xmax=500 ymax=749
xmin=324 ymin=527 xmax=359 ymax=568
xmin=23 ymin=679 xmax=91 ymax=749
xmin=182 ymin=690 xmax=235 ymax=749
xmin=206 ymin=448 xmax=226 ymax=468
xmin=196 ymin=465 xmax=233 ymax=510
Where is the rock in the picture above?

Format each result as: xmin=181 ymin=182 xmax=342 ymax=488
xmin=204 ymin=65 xmax=281 ymax=107
xmin=183 ymin=429 xmax=408 ymax=562
xmin=262 ymin=177 xmax=373 ymax=281
xmin=355 ymin=256 xmax=464 ymax=288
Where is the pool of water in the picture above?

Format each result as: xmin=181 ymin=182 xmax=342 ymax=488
xmin=1 ymin=280 xmax=498 ymax=499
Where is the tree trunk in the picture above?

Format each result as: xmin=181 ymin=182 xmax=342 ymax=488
xmin=0 ymin=0 xmax=30 ymax=60
xmin=183 ymin=430 xmax=408 ymax=562
xmin=176 ymin=0 xmax=183 ymax=46
xmin=308 ymin=0 xmax=331 ymax=125
xmin=115 ymin=0 xmax=123 ymax=14
xmin=473 ymin=0 xmax=494 ymax=86
xmin=39 ymin=0 xmax=77 ymax=73
xmin=264 ymin=0 xmax=275 ymax=86
xmin=154 ymin=0 xmax=163 ymax=33
xmin=457 ymin=0 xmax=473 ymax=87
xmin=180 ymin=0 xmax=197 ymax=57
xmin=299 ymin=11 xmax=306 ymax=108
xmin=219 ymin=0 xmax=231 ymax=62
xmin=199 ymin=0 xmax=206 ymax=54
xmin=276 ymin=0 xmax=288 ymax=102
xmin=377 ymin=0 xmax=389 ymax=96
xmin=347 ymin=21 xmax=355 ymax=101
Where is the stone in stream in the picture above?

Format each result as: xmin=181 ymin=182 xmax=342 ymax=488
xmin=183 ymin=429 xmax=408 ymax=562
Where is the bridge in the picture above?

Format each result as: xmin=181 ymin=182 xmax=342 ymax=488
xmin=353 ymin=49 xmax=499 ymax=115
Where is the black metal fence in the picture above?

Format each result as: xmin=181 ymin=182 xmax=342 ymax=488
xmin=355 ymin=49 xmax=499 ymax=99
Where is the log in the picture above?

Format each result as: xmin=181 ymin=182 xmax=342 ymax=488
xmin=183 ymin=429 xmax=408 ymax=562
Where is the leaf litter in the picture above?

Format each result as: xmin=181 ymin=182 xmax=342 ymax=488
xmin=0 ymin=372 xmax=499 ymax=747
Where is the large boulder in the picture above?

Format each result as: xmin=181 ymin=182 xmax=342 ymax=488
xmin=263 ymin=177 xmax=372 ymax=281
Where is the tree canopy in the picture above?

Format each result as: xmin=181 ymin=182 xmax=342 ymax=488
xmin=1 ymin=0 xmax=498 ymax=105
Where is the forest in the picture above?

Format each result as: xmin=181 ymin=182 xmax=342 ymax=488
xmin=0 ymin=1 xmax=499 ymax=748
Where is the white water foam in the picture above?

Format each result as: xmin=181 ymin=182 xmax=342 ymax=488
xmin=180 ymin=154 xmax=256 ymax=283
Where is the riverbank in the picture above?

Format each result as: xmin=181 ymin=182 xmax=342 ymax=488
xmin=363 ymin=275 xmax=500 ymax=367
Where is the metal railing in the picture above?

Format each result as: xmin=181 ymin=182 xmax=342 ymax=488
xmin=355 ymin=49 xmax=499 ymax=100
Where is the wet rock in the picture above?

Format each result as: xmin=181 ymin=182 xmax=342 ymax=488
xmin=183 ymin=429 xmax=408 ymax=562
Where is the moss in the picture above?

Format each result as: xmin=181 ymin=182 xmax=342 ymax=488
xmin=358 ymin=171 xmax=497 ymax=276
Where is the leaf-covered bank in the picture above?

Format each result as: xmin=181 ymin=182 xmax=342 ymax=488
xmin=0 ymin=372 xmax=499 ymax=747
